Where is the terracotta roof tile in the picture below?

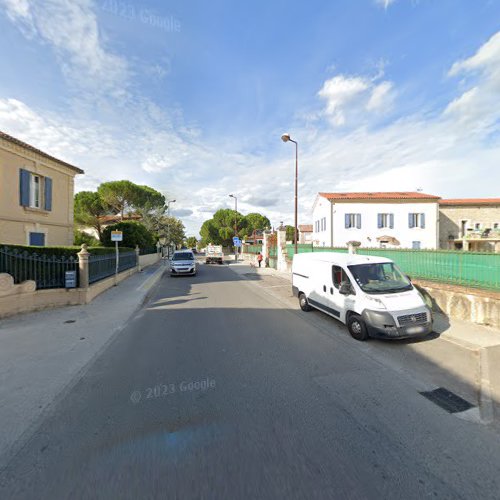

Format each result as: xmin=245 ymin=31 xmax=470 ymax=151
xmin=439 ymin=198 xmax=500 ymax=206
xmin=319 ymin=192 xmax=440 ymax=201
xmin=299 ymin=224 xmax=313 ymax=232
xmin=0 ymin=130 xmax=84 ymax=174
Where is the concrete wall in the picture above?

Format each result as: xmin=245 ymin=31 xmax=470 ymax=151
xmin=0 ymin=267 xmax=137 ymax=319
xmin=139 ymin=252 xmax=161 ymax=269
xmin=0 ymin=136 xmax=79 ymax=246
xmin=486 ymin=344 xmax=500 ymax=420
xmin=413 ymin=279 xmax=500 ymax=329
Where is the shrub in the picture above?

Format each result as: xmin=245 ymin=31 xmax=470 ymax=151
xmin=0 ymin=244 xmax=134 ymax=258
xmin=101 ymin=221 xmax=156 ymax=249
xmin=74 ymin=230 xmax=100 ymax=247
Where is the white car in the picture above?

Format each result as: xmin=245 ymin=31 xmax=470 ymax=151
xmin=292 ymin=252 xmax=433 ymax=341
xmin=170 ymin=250 xmax=197 ymax=276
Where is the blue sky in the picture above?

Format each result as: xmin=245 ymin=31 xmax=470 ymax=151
xmin=1 ymin=0 xmax=499 ymax=236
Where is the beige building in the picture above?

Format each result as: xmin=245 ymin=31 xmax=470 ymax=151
xmin=439 ymin=198 xmax=500 ymax=252
xmin=298 ymin=224 xmax=313 ymax=244
xmin=0 ymin=131 xmax=84 ymax=246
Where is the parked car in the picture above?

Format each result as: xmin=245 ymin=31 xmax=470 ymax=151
xmin=292 ymin=252 xmax=433 ymax=341
xmin=170 ymin=250 xmax=197 ymax=276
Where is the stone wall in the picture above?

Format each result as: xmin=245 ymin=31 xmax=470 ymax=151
xmin=0 ymin=267 xmax=138 ymax=319
xmin=413 ymin=279 xmax=500 ymax=329
xmin=439 ymin=205 xmax=500 ymax=248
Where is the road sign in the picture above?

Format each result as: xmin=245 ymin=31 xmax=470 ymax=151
xmin=111 ymin=230 xmax=123 ymax=242
xmin=65 ymin=270 xmax=77 ymax=288
xmin=233 ymin=237 xmax=241 ymax=247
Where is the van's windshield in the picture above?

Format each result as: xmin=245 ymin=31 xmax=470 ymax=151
xmin=172 ymin=252 xmax=194 ymax=261
xmin=348 ymin=262 xmax=412 ymax=294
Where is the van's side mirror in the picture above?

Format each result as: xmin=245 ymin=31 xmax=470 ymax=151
xmin=339 ymin=282 xmax=353 ymax=295
xmin=406 ymin=275 xmax=412 ymax=282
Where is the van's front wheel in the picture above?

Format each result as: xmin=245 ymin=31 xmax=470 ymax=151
xmin=299 ymin=293 xmax=312 ymax=312
xmin=347 ymin=314 xmax=369 ymax=341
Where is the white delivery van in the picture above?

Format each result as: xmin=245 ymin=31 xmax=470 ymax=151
xmin=292 ymin=252 xmax=433 ymax=341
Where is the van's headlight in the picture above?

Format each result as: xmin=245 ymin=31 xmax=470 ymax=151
xmin=365 ymin=295 xmax=386 ymax=310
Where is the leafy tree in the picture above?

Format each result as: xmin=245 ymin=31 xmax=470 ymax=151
xmin=200 ymin=219 xmax=220 ymax=245
xmin=73 ymin=229 xmax=100 ymax=247
xmin=285 ymin=225 xmax=299 ymax=242
xmin=101 ymin=221 xmax=156 ymax=248
xmin=74 ymin=191 xmax=109 ymax=241
xmin=185 ymin=236 xmax=198 ymax=248
xmin=155 ymin=215 xmax=186 ymax=248
xmin=135 ymin=185 xmax=165 ymax=209
xmin=97 ymin=180 xmax=141 ymax=218
xmin=240 ymin=213 xmax=271 ymax=238
xmin=200 ymin=209 xmax=272 ymax=246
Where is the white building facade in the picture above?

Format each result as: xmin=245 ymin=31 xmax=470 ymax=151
xmin=312 ymin=192 xmax=440 ymax=250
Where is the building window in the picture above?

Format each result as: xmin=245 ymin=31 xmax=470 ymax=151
xmin=409 ymin=213 xmax=425 ymax=229
xmin=29 ymin=232 xmax=45 ymax=246
xmin=412 ymin=241 xmax=421 ymax=250
xmin=321 ymin=217 xmax=327 ymax=231
xmin=377 ymin=213 xmax=394 ymax=229
xmin=474 ymin=222 xmax=482 ymax=230
xmin=19 ymin=169 xmax=53 ymax=211
xmin=494 ymin=223 xmax=499 ymax=230
xmin=30 ymin=175 xmax=41 ymax=208
xmin=345 ymin=213 xmax=361 ymax=229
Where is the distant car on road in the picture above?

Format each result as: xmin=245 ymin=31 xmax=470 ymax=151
xmin=170 ymin=250 xmax=197 ymax=276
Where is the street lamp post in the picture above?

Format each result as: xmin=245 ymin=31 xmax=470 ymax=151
xmin=229 ymin=194 xmax=238 ymax=262
xmin=166 ymin=199 xmax=176 ymax=258
xmin=281 ymin=133 xmax=298 ymax=255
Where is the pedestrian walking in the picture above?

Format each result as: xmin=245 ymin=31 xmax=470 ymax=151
xmin=257 ymin=252 xmax=263 ymax=268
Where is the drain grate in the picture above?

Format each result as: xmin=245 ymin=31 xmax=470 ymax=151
xmin=419 ymin=387 xmax=474 ymax=413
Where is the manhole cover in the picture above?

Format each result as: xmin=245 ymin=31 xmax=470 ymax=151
xmin=419 ymin=388 xmax=474 ymax=413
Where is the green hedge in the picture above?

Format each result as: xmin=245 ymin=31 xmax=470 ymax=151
xmin=0 ymin=244 xmax=134 ymax=257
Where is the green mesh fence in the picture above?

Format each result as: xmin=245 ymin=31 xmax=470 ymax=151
xmin=285 ymin=245 xmax=500 ymax=290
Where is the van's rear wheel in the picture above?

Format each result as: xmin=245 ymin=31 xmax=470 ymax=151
xmin=299 ymin=293 xmax=312 ymax=312
xmin=347 ymin=314 xmax=369 ymax=341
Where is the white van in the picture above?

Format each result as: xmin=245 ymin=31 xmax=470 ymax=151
xmin=292 ymin=252 xmax=433 ymax=341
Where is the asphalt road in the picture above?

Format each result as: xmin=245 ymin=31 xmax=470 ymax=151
xmin=2 ymin=263 xmax=500 ymax=499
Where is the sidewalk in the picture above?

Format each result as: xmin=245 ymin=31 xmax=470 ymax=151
xmin=0 ymin=262 xmax=167 ymax=469
xmin=230 ymin=259 xmax=500 ymax=424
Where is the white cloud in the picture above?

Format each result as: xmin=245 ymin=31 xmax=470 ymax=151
xmin=318 ymin=76 xmax=369 ymax=125
xmin=366 ymin=81 xmax=394 ymax=111
xmin=318 ymin=75 xmax=394 ymax=125
xmin=375 ymin=0 xmax=397 ymax=9
xmin=445 ymin=31 xmax=500 ymax=135
xmin=0 ymin=0 xmax=128 ymax=96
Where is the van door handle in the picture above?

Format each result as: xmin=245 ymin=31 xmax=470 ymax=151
xmin=330 ymin=287 xmax=334 ymax=295
xmin=323 ymin=285 xmax=326 ymax=292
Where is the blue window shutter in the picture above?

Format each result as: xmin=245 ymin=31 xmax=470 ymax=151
xmin=19 ymin=169 xmax=30 ymax=206
xmin=345 ymin=214 xmax=350 ymax=228
xmin=389 ymin=213 xmax=394 ymax=229
xmin=408 ymin=213 xmax=414 ymax=228
xmin=356 ymin=214 xmax=361 ymax=229
xmin=377 ymin=214 xmax=383 ymax=228
xmin=420 ymin=213 xmax=425 ymax=229
xmin=44 ymin=177 xmax=53 ymax=211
